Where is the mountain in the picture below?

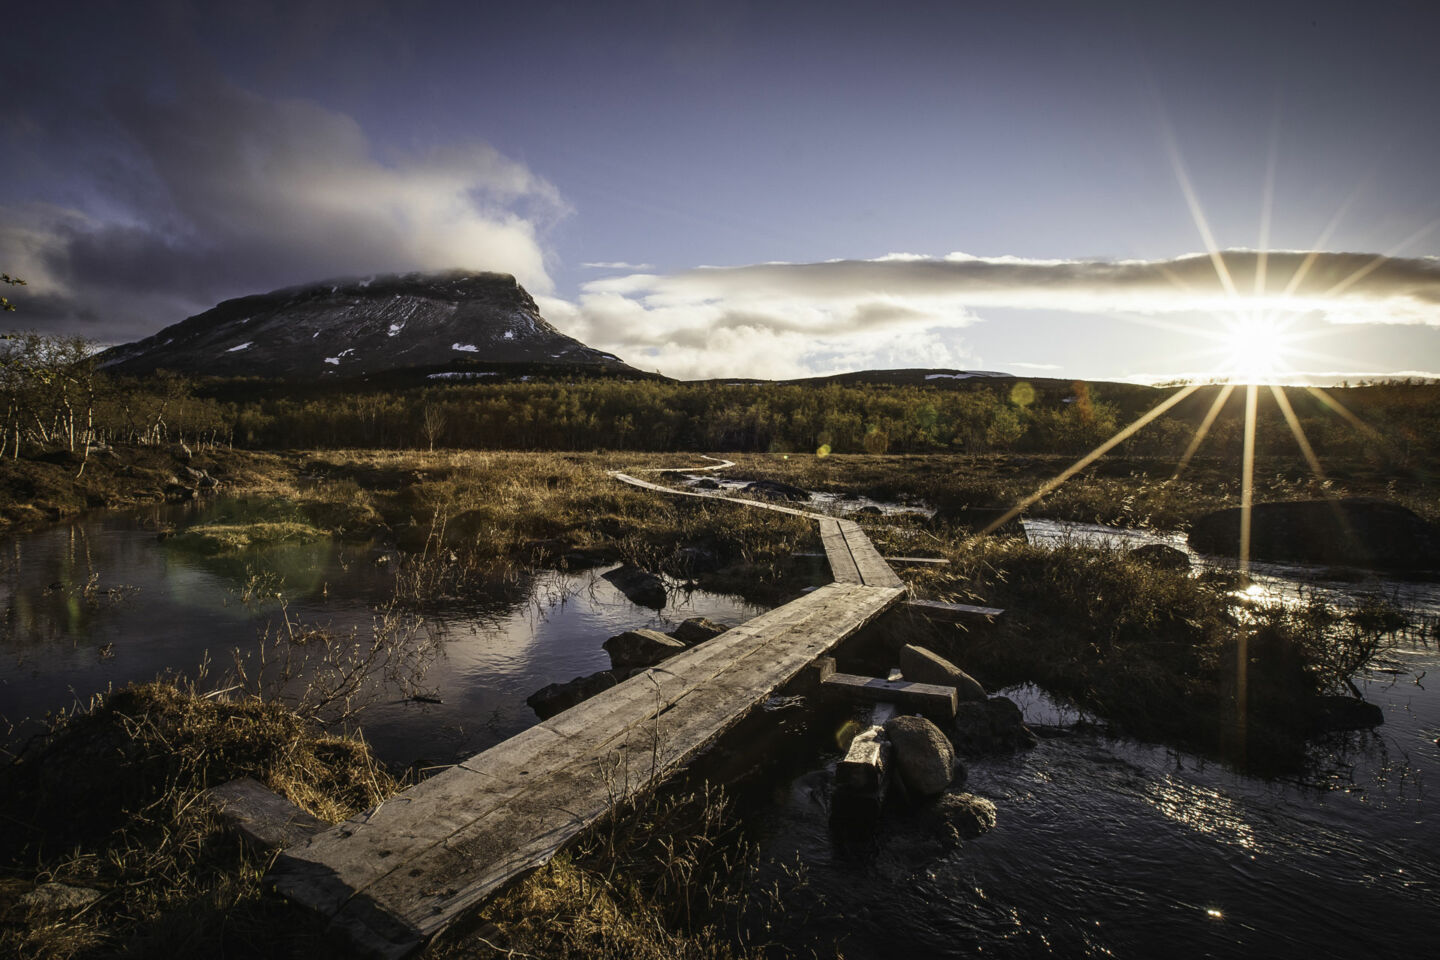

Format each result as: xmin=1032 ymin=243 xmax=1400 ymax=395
xmin=98 ymin=271 xmax=639 ymax=380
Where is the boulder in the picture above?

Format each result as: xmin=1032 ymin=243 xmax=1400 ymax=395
xmin=603 ymin=628 xmax=686 ymax=670
xmin=856 ymin=505 xmax=883 ymax=516
xmin=693 ymin=477 xmax=721 ymax=490
xmin=953 ymin=696 xmax=1039 ymax=754
xmin=527 ymin=670 xmax=623 ymax=719
xmin=1130 ymin=543 xmax=1191 ymax=571
xmin=1188 ymin=498 xmax=1440 ymax=570
xmin=670 ymin=616 xmax=728 ymax=646
xmin=932 ymin=791 xmax=998 ymax=840
xmin=1307 ymin=695 xmax=1384 ymax=734
xmin=928 ymin=503 xmax=1024 ymax=535
xmin=741 ymin=479 xmax=811 ymax=502
xmin=899 ymin=644 xmax=987 ymax=701
xmin=883 ymin=715 xmax=956 ymax=797
xmin=601 ymin=564 xmax=668 ymax=609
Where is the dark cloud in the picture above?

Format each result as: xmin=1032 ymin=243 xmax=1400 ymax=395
xmin=1 ymin=79 xmax=566 ymax=342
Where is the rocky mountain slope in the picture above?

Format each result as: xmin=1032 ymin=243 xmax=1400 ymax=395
xmin=99 ymin=271 xmax=637 ymax=379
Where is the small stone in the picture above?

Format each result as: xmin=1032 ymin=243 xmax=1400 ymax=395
xmin=883 ymin=715 xmax=956 ymax=798
xmin=603 ymin=628 xmax=686 ymax=670
xmin=670 ymin=617 xmax=728 ymax=646
xmin=899 ymin=644 xmax=987 ymax=701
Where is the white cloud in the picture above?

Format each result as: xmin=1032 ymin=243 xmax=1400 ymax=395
xmin=581 ymin=261 xmax=656 ymax=270
xmin=2 ymin=80 xmax=567 ymax=339
xmin=545 ymin=251 xmax=1440 ymax=380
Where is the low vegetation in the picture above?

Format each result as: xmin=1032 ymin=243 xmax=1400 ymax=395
xmin=0 ymin=355 xmax=1433 ymax=956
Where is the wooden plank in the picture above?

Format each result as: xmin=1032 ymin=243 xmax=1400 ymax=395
xmin=906 ymin=598 xmax=1005 ymax=621
xmin=275 ymin=587 xmax=855 ymax=910
xmin=835 ymin=725 xmax=890 ymax=796
xmin=838 ymin=519 xmax=905 ymax=589
xmin=821 ymin=673 xmax=958 ymax=719
xmin=206 ymin=777 xmax=326 ymax=851
xmin=273 ymin=584 xmax=904 ymax=955
xmin=276 ymin=583 xmax=904 ymax=955
xmin=273 ymin=466 xmax=918 ymax=957
xmin=819 ymin=518 xmax=863 ymax=584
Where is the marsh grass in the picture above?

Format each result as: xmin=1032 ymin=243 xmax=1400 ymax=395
xmin=902 ymin=534 xmax=1418 ymax=767
xmin=0 ymin=680 xmax=395 ymax=959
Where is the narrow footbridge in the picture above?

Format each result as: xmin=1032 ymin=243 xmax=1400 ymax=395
xmin=270 ymin=460 xmax=907 ymax=958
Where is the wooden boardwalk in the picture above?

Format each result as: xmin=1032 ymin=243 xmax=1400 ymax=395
xmin=270 ymin=462 xmax=907 ymax=958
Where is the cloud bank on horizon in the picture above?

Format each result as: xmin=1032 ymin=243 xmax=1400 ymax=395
xmin=545 ymin=250 xmax=1440 ymax=380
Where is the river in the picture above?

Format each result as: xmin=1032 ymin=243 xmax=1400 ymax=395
xmin=1 ymin=503 xmax=1435 ymax=957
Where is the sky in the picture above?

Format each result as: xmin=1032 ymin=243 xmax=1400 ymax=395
xmin=4 ymin=0 xmax=1440 ymax=383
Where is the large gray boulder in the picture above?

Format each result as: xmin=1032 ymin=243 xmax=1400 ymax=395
xmin=883 ymin=715 xmax=956 ymax=797
xmin=603 ymin=628 xmax=686 ymax=670
xmin=1188 ymin=498 xmax=1440 ymax=570
xmin=602 ymin=564 xmax=668 ymax=609
xmin=670 ymin=617 xmax=728 ymax=646
xmin=899 ymin=644 xmax=987 ymax=701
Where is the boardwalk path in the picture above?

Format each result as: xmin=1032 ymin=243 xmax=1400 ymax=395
xmin=270 ymin=459 xmax=906 ymax=958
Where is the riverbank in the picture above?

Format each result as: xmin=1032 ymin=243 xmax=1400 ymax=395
xmin=1 ymin=449 xmax=1432 ymax=955
xmin=0 ymin=681 xmax=756 ymax=959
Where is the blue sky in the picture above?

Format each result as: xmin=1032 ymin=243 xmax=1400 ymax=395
xmin=4 ymin=0 xmax=1439 ymax=381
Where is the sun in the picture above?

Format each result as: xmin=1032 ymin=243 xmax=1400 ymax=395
xmin=1218 ymin=313 xmax=1294 ymax=383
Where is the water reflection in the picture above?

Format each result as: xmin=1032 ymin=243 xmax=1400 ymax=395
xmin=0 ymin=503 xmax=765 ymax=767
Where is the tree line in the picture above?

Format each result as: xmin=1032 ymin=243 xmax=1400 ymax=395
xmin=3 ymin=330 xmax=1437 ymax=466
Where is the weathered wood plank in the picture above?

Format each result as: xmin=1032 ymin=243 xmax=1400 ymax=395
xmin=273 ymin=466 xmax=913 ymax=957
xmin=838 ymin=519 xmax=905 ymax=589
xmin=821 ymin=673 xmax=959 ymax=719
xmin=906 ymin=598 xmax=1005 ymax=621
xmin=206 ymin=777 xmax=326 ymax=851
xmin=283 ymin=583 xmax=904 ymax=954
xmin=819 ymin=518 xmax=863 ymax=584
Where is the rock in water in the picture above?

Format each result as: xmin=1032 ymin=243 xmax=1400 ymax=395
xmin=883 ymin=715 xmax=956 ymax=797
xmin=1130 ymin=543 xmax=1191 ymax=571
xmin=741 ymin=479 xmax=811 ymax=502
xmin=933 ymin=792 xmax=998 ymax=839
xmin=1188 ymin=498 xmax=1440 ymax=570
xmin=526 ymin=670 xmax=623 ymax=719
xmin=670 ymin=617 xmax=728 ymax=646
xmin=96 ymin=270 xmax=639 ymax=380
xmin=953 ymin=696 xmax=1039 ymax=753
xmin=1307 ymin=695 xmax=1384 ymax=733
xmin=602 ymin=565 xmax=668 ymax=609
xmin=899 ymin=644 xmax=987 ymax=701
xmin=603 ymin=629 xmax=686 ymax=670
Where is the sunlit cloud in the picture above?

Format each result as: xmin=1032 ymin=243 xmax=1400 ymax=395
xmin=552 ymin=250 xmax=1440 ymax=380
